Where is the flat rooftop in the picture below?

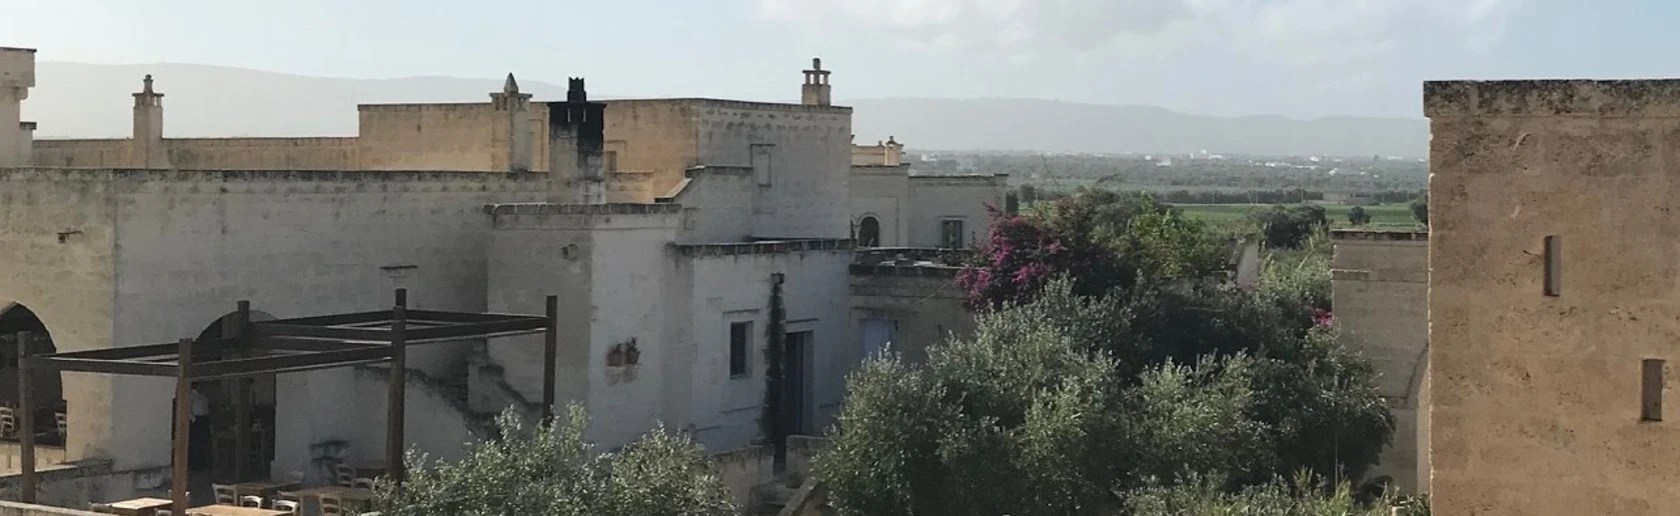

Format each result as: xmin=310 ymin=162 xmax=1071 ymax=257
xmin=1425 ymin=79 xmax=1680 ymax=117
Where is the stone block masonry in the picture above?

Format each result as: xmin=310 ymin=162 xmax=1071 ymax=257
xmin=1426 ymin=79 xmax=1680 ymax=515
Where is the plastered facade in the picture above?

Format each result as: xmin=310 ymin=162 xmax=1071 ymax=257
xmin=1330 ymin=230 xmax=1429 ymax=494
xmin=1426 ymin=79 xmax=1680 ymax=515
xmin=848 ymin=141 xmax=1008 ymax=249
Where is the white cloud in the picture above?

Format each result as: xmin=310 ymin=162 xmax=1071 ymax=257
xmin=752 ymin=0 xmax=1521 ymax=66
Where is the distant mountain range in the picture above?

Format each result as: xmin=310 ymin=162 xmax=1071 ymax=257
xmin=20 ymin=62 xmax=1427 ymax=157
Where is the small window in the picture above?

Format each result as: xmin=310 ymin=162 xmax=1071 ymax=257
xmin=729 ymin=321 xmax=752 ymax=378
xmin=858 ymin=216 xmax=881 ymax=247
xmin=940 ymin=219 xmax=965 ymax=249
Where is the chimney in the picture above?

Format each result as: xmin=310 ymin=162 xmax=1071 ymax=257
xmin=884 ymin=136 xmax=903 ymax=166
xmin=0 ymin=47 xmax=35 ymax=167
xmin=547 ymin=78 xmax=607 ymax=204
xmin=801 ymin=58 xmax=832 ymax=107
xmin=490 ymin=73 xmax=534 ymax=172
xmin=131 ymin=74 xmax=171 ymax=168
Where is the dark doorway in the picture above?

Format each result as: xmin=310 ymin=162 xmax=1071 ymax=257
xmin=0 ymin=304 xmax=64 ymax=447
xmin=782 ymin=331 xmax=811 ymax=435
xmin=857 ymin=216 xmax=881 ymax=248
xmin=191 ymin=312 xmax=278 ymax=482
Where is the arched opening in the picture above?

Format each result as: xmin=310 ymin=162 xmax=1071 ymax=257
xmin=188 ymin=311 xmax=277 ymax=482
xmin=0 ymin=303 xmax=65 ymax=447
xmin=858 ymin=216 xmax=881 ymax=248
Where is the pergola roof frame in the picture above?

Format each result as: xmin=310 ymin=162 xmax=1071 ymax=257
xmin=11 ymin=289 xmax=562 ymax=514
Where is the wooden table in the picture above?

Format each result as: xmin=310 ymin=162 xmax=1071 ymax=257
xmin=105 ymin=497 xmax=175 ymax=516
xmin=232 ymin=479 xmax=302 ymax=500
xmin=186 ymin=505 xmax=291 ymax=516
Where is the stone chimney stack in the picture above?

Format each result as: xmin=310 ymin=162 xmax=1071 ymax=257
xmin=490 ymin=73 xmax=534 ymax=172
xmin=801 ymin=57 xmax=832 ymax=107
xmin=546 ymin=78 xmax=607 ymax=204
xmin=884 ymin=136 xmax=903 ymax=166
xmin=131 ymin=74 xmax=171 ymax=168
xmin=0 ymin=47 xmax=35 ymax=167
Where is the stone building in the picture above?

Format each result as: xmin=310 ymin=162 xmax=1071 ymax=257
xmin=1426 ymin=79 xmax=1680 ymax=514
xmin=0 ymin=46 xmax=984 ymax=507
xmin=1329 ymin=229 xmax=1429 ymax=494
xmin=847 ymin=137 xmax=1008 ymax=249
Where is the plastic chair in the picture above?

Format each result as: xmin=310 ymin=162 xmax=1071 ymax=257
xmin=320 ymin=495 xmax=346 ymax=516
xmin=212 ymin=483 xmax=238 ymax=505
xmin=352 ymin=477 xmax=376 ymax=489
xmin=334 ymin=464 xmax=356 ymax=487
xmin=240 ymin=495 xmax=265 ymax=507
xmin=0 ymin=407 xmax=15 ymax=438
xmin=272 ymin=499 xmax=301 ymax=514
xmin=53 ymin=411 xmax=66 ymax=439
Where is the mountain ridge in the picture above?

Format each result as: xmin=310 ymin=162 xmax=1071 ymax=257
xmin=19 ymin=62 xmax=1426 ymax=157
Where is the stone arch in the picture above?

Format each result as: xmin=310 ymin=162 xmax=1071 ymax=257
xmin=0 ymin=302 xmax=65 ymax=446
xmin=857 ymin=215 xmax=881 ymax=248
xmin=188 ymin=310 xmax=277 ymax=481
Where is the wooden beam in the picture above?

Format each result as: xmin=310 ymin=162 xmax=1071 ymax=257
xmin=18 ymin=331 xmax=36 ymax=504
xmin=249 ymin=337 xmax=385 ymax=352
xmin=386 ymin=289 xmax=408 ymax=484
xmin=402 ymin=309 xmax=526 ymax=324
xmin=258 ymin=310 xmax=392 ymax=327
xmin=404 ymin=317 xmax=548 ymax=341
xmin=251 ymin=323 xmax=393 ymax=342
xmin=543 ymin=295 xmax=558 ymax=424
xmin=170 ymin=338 xmax=193 ymax=514
xmin=30 ymin=357 xmax=179 ymax=376
xmin=188 ymin=346 xmax=393 ymax=379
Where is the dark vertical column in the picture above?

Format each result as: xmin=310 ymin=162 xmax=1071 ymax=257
xmin=542 ymin=295 xmax=558 ymax=424
xmin=231 ymin=301 xmax=251 ymax=482
xmin=385 ymin=289 xmax=408 ymax=484
xmin=17 ymin=331 xmax=36 ymax=503
xmin=763 ymin=273 xmax=788 ymax=469
xmin=171 ymin=338 xmax=194 ymax=513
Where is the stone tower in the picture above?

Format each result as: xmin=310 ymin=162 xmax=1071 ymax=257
xmin=0 ymin=47 xmax=35 ymax=167
xmin=130 ymin=74 xmax=171 ymax=169
xmin=802 ymin=58 xmax=832 ymax=107
xmin=546 ymin=78 xmax=606 ymax=204
xmin=490 ymin=73 xmax=534 ymax=172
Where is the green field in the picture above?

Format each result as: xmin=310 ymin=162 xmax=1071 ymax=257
xmin=1175 ymin=203 xmax=1420 ymax=229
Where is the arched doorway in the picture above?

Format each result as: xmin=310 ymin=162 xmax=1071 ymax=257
xmin=857 ymin=216 xmax=881 ymax=248
xmin=190 ymin=311 xmax=277 ymax=482
xmin=0 ymin=303 xmax=64 ymax=447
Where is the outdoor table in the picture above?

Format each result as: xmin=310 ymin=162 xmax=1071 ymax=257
xmin=186 ymin=505 xmax=290 ymax=516
xmin=232 ymin=479 xmax=302 ymax=500
xmin=105 ymin=497 xmax=174 ymax=516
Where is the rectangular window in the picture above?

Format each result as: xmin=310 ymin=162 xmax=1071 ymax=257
xmin=940 ymin=219 xmax=965 ymax=249
xmin=1644 ymin=359 xmax=1664 ymax=422
xmin=729 ymin=321 xmax=752 ymax=378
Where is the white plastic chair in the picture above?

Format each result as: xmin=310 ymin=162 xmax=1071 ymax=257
xmin=212 ymin=483 xmax=238 ymax=505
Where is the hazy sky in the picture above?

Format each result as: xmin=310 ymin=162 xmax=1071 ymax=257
xmin=2 ymin=0 xmax=1671 ymax=118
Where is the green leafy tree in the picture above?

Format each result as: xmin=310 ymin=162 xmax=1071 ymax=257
xmin=1253 ymin=205 xmax=1327 ymax=249
xmin=1347 ymin=206 xmax=1371 ymax=226
xmin=1409 ymin=193 xmax=1428 ymax=225
xmin=371 ymin=407 xmax=734 ymax=516
xmin=1125 ymin=473 xmax=1431 ymax=516
xmin=819 ymin=280 xmax=1394 ymax=515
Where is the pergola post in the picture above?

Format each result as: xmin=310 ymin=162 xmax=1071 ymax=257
xmin=542 ymin=295 xmax=558 ymax=424
xmin=170 ymin=338 xmax=194 ymax=513
xmin=17 ymin=331 xmax=36 ymax=504
xmin=231 ymin=300 xmax=252 ymax=482
xmin=385 ymin=289 xmax=408 ymax=484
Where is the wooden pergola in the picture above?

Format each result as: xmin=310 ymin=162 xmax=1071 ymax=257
xmin=12 ymin=289 xmax=561 ymax=513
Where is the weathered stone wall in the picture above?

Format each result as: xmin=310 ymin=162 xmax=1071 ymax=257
xmin=695 ymin=101 xmax=852 ymax=239
xmin=28 ymin=140 xmax=125 ymax=168
xmin=848 ymin=267 xmax=973 ymax=364
xmin=906 ymin=175 xmax=1007 ymax=248
xmin=0 ymin=168 xmax=548 ymax=482
xmin=849 ymin=166 xmax=909 ymax=247
xmin=356 ymin=104 xmax=495 ymax=170
xmin=1426 ymin=79 xmax=1680 ymax=514
xmin=601 ymin=100 xmax=699 ymax=196
xmin=166 ymin=138 xmax=358 ymax=169
xmin=1330 ymin=230 xmax=1428 ymax=494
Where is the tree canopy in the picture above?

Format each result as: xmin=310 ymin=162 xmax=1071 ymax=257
xmin=371 ymin=407 xmax=735 ymax=516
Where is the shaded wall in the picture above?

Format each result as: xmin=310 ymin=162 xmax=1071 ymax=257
xmin=1330 ymin=230 xmax=1428 ymax=494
